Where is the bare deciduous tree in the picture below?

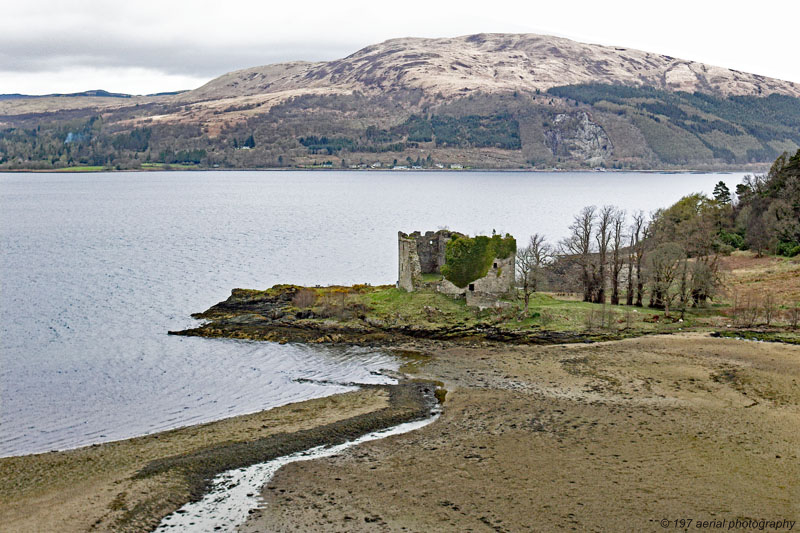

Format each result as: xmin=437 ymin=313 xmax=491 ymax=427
xmin=529 ymin=234 xmax=553 ymax=291
xmin=626 ymin=233 xmax=635 ymax=306
xmin=516 ymin=233 xmax=552 ymax=316
xmin=677 ymin=254 xmax=691 ymax=319
xmin=560 ymin=206 xmax=596 ymax=302
xmin=763 ymin=292 xmax=776 ymax=326
xmin=610 ymin=209 xmax=626 ymax=305
xmin=593 ymin=205 xmax=615 ymax=304
xmin=629 ymin=212 xmax=649 ymax=307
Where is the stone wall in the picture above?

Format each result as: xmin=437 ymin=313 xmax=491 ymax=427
xmin=399 ymin=230 xmax=515 ymax=305
xmin=438 ymin=278 xmax=466 ymax=296
xmin=436 ymin=254 xmax=515 ymax=307
xmin=471 ymin=255 xmax=515 ymax=295
xmin=397 ymin=233 xmax=422 ymax=291
xmin=413 ymin=231 xmax=454 ymax=273
xmin=398 ymin=230 xmax=461 ymax=291
xmin=465 ymin=290 xmax=513 ymax=309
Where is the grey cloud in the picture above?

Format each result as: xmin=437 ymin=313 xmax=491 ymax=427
xmin=0 ymin=35 xmax=363 ymax=78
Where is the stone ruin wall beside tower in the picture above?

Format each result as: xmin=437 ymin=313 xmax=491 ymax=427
xmin=397 ymin=230 xmax=458 ymax=292
xmin=398 ymin=230 xmax=515 ymax=307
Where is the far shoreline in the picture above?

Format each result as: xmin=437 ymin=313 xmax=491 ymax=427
xmin=0 ymin=166 xmax=764 ymax=174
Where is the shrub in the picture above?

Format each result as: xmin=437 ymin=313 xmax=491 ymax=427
xmin=777 ymin=241 xmax=800 ymax=257
xmin=788 ymin=305 xmax=800 ymax=329
xmin=317 ymin=291 xmax=369 ymax=320
xmin=292 ymin=289 xmax=317 ymax=308
xmin=718 ymin=231 xmax=744 ymax=250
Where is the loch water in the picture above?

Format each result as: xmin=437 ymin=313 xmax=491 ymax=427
xmin=0 ymin=170 xmax=747 ymax=456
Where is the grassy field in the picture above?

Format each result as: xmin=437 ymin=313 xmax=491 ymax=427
xmin=140 ymin=162 xmax=201 ymax=170
xmin=306 ymin=284 xmax=710 ymax=336
xmin=719 ymin=251 xmax=800 ymax=307
xmin=39 ymin=162 xmax=202 ymax=173
xmin=291 ymin=251 xmax=800 ymax=337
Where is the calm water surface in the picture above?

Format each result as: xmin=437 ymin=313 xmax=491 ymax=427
xmin=0 ymin=170 xmax=747 ymax=456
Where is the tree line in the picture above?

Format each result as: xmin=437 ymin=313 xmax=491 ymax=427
xmin=516 ymin=149 xmax=800 ymax=317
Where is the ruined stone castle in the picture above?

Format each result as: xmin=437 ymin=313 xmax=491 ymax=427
xmin=398 ymin=230 xmax=516 ymax=308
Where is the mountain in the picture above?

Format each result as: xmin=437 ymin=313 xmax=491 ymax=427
xmin=0 ymin=89 xmax=133 ymax=100
xmin=183 ymin=34 xmax=800 ymax=101
xmin=1 ymin=33 xmax=799 ymax=171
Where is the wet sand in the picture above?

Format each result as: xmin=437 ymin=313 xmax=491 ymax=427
xmin=0 ymin=388 xmax=399 ymax=533
xmin=243 ymin=334 xmax=800 ymax=532
xmin=2 ymin=334 xmax=797 ymax=532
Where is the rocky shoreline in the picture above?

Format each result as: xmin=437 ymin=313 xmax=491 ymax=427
xmin=171 ymin=285 xmax=800 ymax=348
xmin=171 ymin=314 xmax=611 ymax=345
xmin=169 ymin=286 xmax=625 ymax=346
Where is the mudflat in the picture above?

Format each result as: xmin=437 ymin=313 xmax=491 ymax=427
xmin=2 ymin=333 xmax=797 ymax=532
xmin=244 ymin=334 xmax=800 ymax=532
xmin=0 ymin=388 xmax=393 ymax=533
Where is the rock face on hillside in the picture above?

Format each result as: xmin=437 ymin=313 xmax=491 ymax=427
xmin=544 ymin=112 xmax=612 ymax=164
xmin=183 ymin=33 xmax=800 ymax=102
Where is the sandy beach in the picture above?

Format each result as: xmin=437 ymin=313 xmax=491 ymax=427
xmin=243 ymin=333 xmax=800 ymax=532
xmin=1 ymin=333 xmax=798 ymax=532
xmin=0 ymin=383 xmax=435 ymax=533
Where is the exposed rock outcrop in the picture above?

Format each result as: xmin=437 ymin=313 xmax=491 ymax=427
xmin=544 ymin=111 xmax=612 ymax=164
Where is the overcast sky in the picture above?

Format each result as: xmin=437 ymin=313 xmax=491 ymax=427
xmin=2 ymin=0 xmax=798 ymax=95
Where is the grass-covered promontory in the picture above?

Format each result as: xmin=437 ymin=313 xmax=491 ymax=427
xmin=172 ymin=284 xmax=726 ymax=346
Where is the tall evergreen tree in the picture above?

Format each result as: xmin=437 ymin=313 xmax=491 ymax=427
xmin=713 ymin=181 xmax=731 ymax=204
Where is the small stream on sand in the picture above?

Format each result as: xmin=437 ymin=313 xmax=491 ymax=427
xmin=154 ymin=408 xmax=440 ymax=532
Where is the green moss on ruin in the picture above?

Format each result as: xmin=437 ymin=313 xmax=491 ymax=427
xmin=440 ymin=234 xmax=516 ymax=288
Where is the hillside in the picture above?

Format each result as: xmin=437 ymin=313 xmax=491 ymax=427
xmin=1 ymin=33 xmax=800 ymax=171
xmin=182 ymin=34 xmax=800 ymax=101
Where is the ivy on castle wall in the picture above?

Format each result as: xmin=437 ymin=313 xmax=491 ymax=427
xmin=441 ymin=234 xmax=516 ymax=288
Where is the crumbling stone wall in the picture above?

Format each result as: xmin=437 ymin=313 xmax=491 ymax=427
xmin=398 ymin=232 xmax=422 ymax=291
xmin=466 ymin=255 xmax=515 ymax=307
xmin=399 ymin=229 xmax=515 ymax=306
xmin=413 ymin=231 xmax=452 ymax=273
xmin=471 ymin=255 xmax=515 ymax=295
xmin=398 ymin=230 xmax=462 ymax=292
xmin=438 ymin=278 xmax=465 ymax=296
